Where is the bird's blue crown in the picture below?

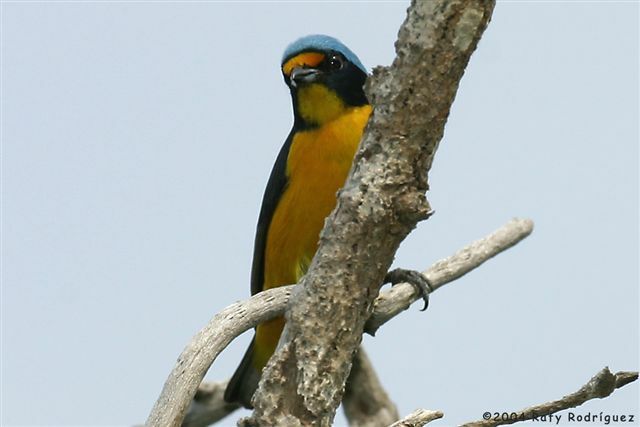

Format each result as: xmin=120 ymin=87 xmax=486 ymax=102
xmin=282 ymin=34 xmax=367 ymax=74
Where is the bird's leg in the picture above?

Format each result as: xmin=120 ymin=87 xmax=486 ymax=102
xmin=383 ymin=268 xmax=433 ymax=311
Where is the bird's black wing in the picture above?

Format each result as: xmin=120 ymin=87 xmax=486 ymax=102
xmin=250 ymin=130 xmax=294 ymax=295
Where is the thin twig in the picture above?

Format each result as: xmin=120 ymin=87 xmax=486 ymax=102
xmin=389 ymin=409 xmax=444 ymax=427
xmin=460 ymin=367 xmax=639 ymax=427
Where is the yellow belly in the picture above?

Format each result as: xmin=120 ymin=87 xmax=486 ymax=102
xmin=254 ymin=104 xmax=372 ymax=368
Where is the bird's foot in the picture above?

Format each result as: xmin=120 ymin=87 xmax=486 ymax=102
xmin=384 ymin=268 xmax=433 ymax=311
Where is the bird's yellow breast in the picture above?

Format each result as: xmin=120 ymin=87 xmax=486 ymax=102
xmin=254 ymin=103 xmax=371 ymax=368
xmin=265 ymin=104 xmax=371 ymax=290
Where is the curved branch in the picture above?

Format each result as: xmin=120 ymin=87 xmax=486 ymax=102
xmin=146 ymin=218 xmax=532 ymax=427
xmin=145 ymin=288 xmax=291 ymax=427
xmin=461 ymin=368 xmax=639 ymax=427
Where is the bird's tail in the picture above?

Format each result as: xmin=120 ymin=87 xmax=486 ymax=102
xmin=224 ymin=336 xmax=261 ymax=409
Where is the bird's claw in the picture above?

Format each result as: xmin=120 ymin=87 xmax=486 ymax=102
xmin=384 ymin=268 xmax=433 ymax=311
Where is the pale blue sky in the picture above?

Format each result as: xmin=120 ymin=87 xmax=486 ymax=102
xmin=2 ymin=2 xmax=638 ymax=426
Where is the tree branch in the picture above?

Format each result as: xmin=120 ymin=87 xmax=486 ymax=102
xmin=248 ymin=1 xmax=496 ymax=424
xmin=148 ymin=218 xmax=530 ymax=427
xmin=461 ymin=367 xmax=639 ymax=427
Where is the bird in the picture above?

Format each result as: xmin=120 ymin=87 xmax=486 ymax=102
xmin=223 ymin=34 xmax=371 ymax=409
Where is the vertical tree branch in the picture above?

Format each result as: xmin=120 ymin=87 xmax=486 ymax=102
xmin=248 ymin=1 xmax=496 ymax=425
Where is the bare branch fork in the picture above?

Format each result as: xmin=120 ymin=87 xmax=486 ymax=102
xmin=148 ymin=217 xmax=532 ymax=427
xmin=175 ymin=218 xmax=534 ymax=427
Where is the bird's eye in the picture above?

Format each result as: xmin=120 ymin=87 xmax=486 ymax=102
xmin=328 ymin=55 xmax=343 ymax=71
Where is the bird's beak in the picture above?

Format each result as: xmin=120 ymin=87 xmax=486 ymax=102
xmin=290 ymin=67 xmax=321 ymax=87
